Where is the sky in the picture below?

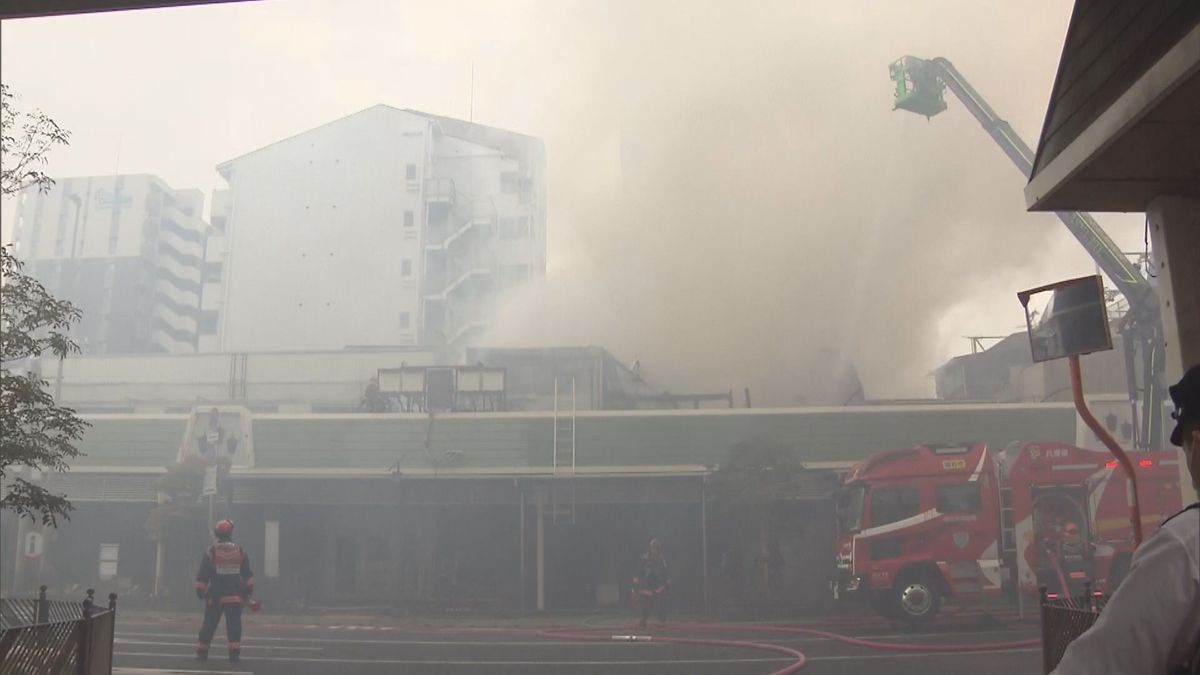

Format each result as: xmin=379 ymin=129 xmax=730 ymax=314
xmin=0 ymin=0 xmax=1152 ymax=402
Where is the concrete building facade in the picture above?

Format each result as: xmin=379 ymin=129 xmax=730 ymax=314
xmin=1 ymin=402 xmax=1083 ymax=613
xmin=211 ymin=105 xmax=546 ymax=357
xmin=9 ymin=174 xmax=209 ymax=354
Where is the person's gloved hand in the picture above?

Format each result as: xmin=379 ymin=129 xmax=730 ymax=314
xmin=196 ymin=588 xmax=205 ymax=600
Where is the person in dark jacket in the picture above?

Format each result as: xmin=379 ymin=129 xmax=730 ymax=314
xmin=632 ymin=538 xmax=670 ymax=629
xmin=195 ymin=519 xmax=254 ymax=662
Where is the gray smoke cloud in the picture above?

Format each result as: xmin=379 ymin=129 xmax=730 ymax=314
xmin=480 ymin=1 xmax=1077 ymax=403
xmin=2 ymin=0 xmax=1118 ymax=404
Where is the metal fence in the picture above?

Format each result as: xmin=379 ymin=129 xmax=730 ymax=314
xmin=1039 ymin=584 xmax=1108 ymax=674
xmin=0 ymin=587 xmax=117 ymax=675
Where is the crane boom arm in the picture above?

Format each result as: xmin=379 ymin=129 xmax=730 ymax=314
xmin=892 ymin=56 xmax=1157 ymax=325
xmin=890 ymin=55 xmax=1167 ymax=449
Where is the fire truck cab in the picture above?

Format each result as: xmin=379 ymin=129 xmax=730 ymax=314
xmin=835 ymin=443 xmax=1001 ymax=622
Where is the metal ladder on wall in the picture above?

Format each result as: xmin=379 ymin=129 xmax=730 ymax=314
xmin=551 ymin=378 xmax=576 ymax=524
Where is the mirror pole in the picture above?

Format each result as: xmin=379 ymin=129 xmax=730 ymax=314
xmin=1069 ymin=354 xmax=1144 ymax=547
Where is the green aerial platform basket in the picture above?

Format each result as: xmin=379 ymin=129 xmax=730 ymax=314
xmin=890 ymin=56 xmax=947 ymax=118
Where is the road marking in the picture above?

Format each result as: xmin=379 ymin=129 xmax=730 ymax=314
xmin=763 ymin=624 xmax=1036 ymax=638
xmin=118 ymin=632 xmax=621 ymax=647
xmin=116 ymin=638 xmax=321 ymax=651
xmin=116 ymin=651 xmax=792 ymax=666
xmin=115 ymin=646 xmax=1043 ymax=666
xmin=805 ymin=647 xmax=1041 ymax=661
xmin=118 ymin=628 xmax=1039 ymax=649
xmin=114 ymin=669 xmax=253 ymax=675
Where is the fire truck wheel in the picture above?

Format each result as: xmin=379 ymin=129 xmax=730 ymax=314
xmin=893 ymin=573 xmax=941 ymax=623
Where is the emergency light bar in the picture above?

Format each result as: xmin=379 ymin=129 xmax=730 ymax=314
xmin=1104 ymin=459 xmax=1154 ymax=469
xmin=931 ymin=446 xmax=972 ymax=455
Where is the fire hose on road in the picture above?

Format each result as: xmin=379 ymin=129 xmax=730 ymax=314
xmin=118 ymin=615 xmax=1041 ymax=674
xmin=534 ymin=620 xmax=1042 ymax=674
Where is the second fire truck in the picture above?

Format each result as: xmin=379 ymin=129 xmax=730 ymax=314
xmin=833 ymin=441 xmax=1184 ymax=622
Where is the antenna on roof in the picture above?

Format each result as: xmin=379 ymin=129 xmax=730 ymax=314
xmin=114 ymin=134 xmax=123 ymax=176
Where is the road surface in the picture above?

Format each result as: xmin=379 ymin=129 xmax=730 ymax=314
xmin=111 ymin=613 xmax=1044 ymax=674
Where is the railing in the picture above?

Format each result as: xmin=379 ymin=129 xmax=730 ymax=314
xmin=424 ymin=177 xmax=456 ymax=203
xmin=424 ymin=255 xmax=496 ymax=300
xmin=0 ymin=587 xmax=118 ymax=675
xmin=1039 ymin=584 xmax=1107 ymax=674
xmin=426 ymin=197 xmax=498 ymax=251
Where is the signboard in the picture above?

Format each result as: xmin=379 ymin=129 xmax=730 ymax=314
xmin=23 ymin=532 xmax=44 ymax=559
xmin=94 ymin=189 xmax=133 ymax=210
xmin=178 ymin=406 xmax=254 ymax=468
xmin=202 ymin=466 xmax=219 ymax=496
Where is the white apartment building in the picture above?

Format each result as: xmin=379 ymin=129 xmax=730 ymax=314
xmin=8 ymin=174 xmax=209 ymax=353
xmin=211 ymin=105 xmax=547 ymax=355
xmin=197 ymin=189 xmax=232 ymax=352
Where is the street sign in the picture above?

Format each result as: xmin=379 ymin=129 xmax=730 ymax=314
xmin=203 ymin=466 xmax=219 ymax=496
xmin=23 ymin=532 xmax=44 ymax=559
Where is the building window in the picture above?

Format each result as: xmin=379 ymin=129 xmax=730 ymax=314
xmin=406 ymin=164 xmax=418 ymax=181
xmin=199 ymin=310 xmax=219 ymax=335
xmin=203 ymin=262 xmax=223 ymax=282
xmin=500 ymin=172 xmax=520 ymax=194
xmin=99 ymin=543 xmax=120 ymax=580
xmin=404 ymin=210 xmax=414 ymax=227
xmin=398 ymin=312 xmax=410 ymax=329
xmin=400 ymin=259 xmax=413 ymax=277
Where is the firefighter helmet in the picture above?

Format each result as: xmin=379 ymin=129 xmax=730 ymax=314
xmin=214 ymin=519 xmax=235 ymax=538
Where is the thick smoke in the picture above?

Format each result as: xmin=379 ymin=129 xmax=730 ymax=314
xmin=481 ymin=1 xmax=1075 ymax=404
xmin=0 ymin=0 xmax=1085 ymax=403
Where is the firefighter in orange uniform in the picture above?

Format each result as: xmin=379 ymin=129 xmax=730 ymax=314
xmin=195 ymin=519 xmax=254 ymax=662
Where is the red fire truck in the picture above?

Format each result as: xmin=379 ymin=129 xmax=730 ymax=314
xmin=833 ymin=441 xmax=1184 ymax=622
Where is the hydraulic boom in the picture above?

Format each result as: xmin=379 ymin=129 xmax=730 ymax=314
xmin=890 ymin=56 xmax=1165 ymax=449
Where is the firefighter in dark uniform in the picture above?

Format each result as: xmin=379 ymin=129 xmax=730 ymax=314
xmin=632 ymin=538 xmax=670 ymax=629
xmin=195 ymin=519 xmax=254 ymax=662
xmin=1058 ymin=519 xmax=1086 ymax=592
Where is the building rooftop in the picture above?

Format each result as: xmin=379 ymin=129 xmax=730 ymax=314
xmin=216 ymin=105 xmax=542 ymax=178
